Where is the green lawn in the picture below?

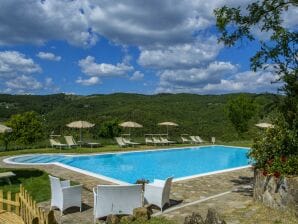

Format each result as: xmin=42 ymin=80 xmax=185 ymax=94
xmin=0 ymin=168 xmax=50 ymax=202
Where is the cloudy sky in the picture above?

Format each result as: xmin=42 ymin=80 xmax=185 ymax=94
xmin=0 ymin=0 xmax=296 ymax=95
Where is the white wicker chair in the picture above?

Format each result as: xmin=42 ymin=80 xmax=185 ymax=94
xmin=144 ymin=177 xmax=173 ymax=212
xmin=49 ymin=175 xmax=82 ymax=215
xmin=93 ymin=184 xmax=143 ymax=222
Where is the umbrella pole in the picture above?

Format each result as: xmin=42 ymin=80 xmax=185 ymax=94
xmin=80 ymin=129 xmax=82 ymax=143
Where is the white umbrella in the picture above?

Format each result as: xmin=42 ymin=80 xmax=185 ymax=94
xmin=119 ymin=121 xmax=143 ymax=135
xmin=0 ymin=124 xmax=12 ymax=133
xmin=255 ymin=123 xmax=274 ymax=129
xmin=66 ymin=120 xmax=95 ymax=141
xmin=158 ymin=121 xmax=178 ymax=135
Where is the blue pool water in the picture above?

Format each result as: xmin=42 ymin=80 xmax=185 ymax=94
xmin=8 ymin=146 xmax=250 ymax=183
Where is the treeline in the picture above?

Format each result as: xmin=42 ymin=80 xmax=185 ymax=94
xmin=0 ymin=93 xmax=281 ymax=145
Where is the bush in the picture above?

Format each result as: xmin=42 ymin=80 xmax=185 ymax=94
xmin=250 ymin=114 xmax=298 ymax=176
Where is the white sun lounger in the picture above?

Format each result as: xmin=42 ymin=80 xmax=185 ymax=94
xmin=160 ymin=137 xmax=175 ymax=144
xmin=152 ymin=137 xmax=163 ymax=145
xmin=190 ymin=136 xmax=200 ymax=144
xmin=181 ymin=136 xmax=191 ymax=144
xmin=64 ymin=135 xmax=78 ymax=148
xmin=115 ymin=137 xmax=127 ymax=147
xmin=49 ymin=175 xmax=82 ymax=215
xmin=93 ymin=184 xmax=143 ymax=222
xmin=122 ymin=137 xmax=140 ymax=146
xmin=144 ymin=177 xmax=173 ymax=212
xmin=195 ymin=136 xmax=204 ymax=143
xmin=49 ymin=139 xmax=68 ymax=149
xmin=145 ymin=137 xmax=154 ymax=145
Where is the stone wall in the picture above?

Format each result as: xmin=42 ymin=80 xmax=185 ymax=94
xmin=253 ymin=170 xmax=298 ymax=216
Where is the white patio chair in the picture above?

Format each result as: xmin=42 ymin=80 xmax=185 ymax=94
xmin=49 ymin=175 xmax=82 ymax=215
xmin=93 ymin=184 xmax=143 ymax=222
xmin=211 ymin=136 xmax=216 ymax=144
xmin=64 ymin=135 xmax=78 ymax=148
xmin=144 ymin=177 xmax=173 ymax=212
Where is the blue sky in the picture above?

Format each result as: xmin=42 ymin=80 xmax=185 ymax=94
xmin=0 ymin=0 xmax=295 ymax=95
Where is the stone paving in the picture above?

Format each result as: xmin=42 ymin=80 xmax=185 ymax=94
xmin=1 ymin=156 xmax=297 ymax=224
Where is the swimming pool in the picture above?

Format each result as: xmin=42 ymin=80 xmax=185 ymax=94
xmin=5 ymin=145 xmax=250 ymax=184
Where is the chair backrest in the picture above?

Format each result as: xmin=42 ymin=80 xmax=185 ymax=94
xmin=153 ymin=137 xmax=161 ymax=143
xmin=190 ymin=136 xmax=197 ymax=142
xmin=49 ymin=175 xmax=63 ymax=201
xmin=211 ymin=137 xmax=215 ymax=144
xmin=115 ymin=137 xmax=126 ymax=146
xmin=181 ymin=136 xmax=189 ymax=142
xmin=122 ymin=137 xmax=130 ymax=144
xmin=94 ymin=184 xmax=142 ymax=218
xmin=196 ymin=136 xmax=203 ymax=143
xmin=145 ymin=137 xmax=153 ymax=143
xmin=49 ymin=139 xmax=60 ymax=146
xmin=64 ymin=135 xmax=76 ymax=146
xmin=162 ymin=177 xmax=173 ymax=204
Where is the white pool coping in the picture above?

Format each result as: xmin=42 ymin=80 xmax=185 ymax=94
xmin=3 ymin=145 xmax=251 ymax=185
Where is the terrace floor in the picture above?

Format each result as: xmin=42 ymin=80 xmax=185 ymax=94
xmin=1 ymin=157 xmax=297 ymax=224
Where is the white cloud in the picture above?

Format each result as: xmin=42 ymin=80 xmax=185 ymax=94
xmin=0 ymin=51 xmax=41 ymax=78
xmin=79 ymin=56 xmax=133 ymax=77
xmin=76 ymin=76 xmax=100 ymax=86
xmin=5 ymin=75 xmax=42 ymax=90
xmin=130 ymin=71 xmax=144 ymax=81
xmin=37 ymin=52 xmax=61 ymax=61
xmin=0 ymin=0 xmax=97 ymax=47
xmin=138 ymin=36 xmax=222 ymax=69
xmin=157 ymin=67 xmax=281 ymax=94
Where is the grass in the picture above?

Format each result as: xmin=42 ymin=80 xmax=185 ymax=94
xmin=0 ymin=168 xmax=50 ymax=202
xmin=0 ymin=141 xmax=253 ymax=157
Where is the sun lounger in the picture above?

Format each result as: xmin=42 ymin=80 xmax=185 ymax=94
xmin=93 ymin=184 xmax=143 ymax=221
xmin=115 ymin=137 xmax=127 ymax=147
xmin=195 ymin=136 xmax=204 ymax=143
xmin=181 ymin=136 xmax=191 ymax=144
xmin=190 ymin=136 xmax=200 ymax=144
xmin=122 ymin=137 xmax=140 ymax=146
xmin=144 ymin=177 xmax=173 ymax=212
xmin=49 ymin=139 xmax=68 ymax=149
xmin=152 ymin=137 xmax=163 ymax=145
xmin=0 ymin=172 xmax=15 ymax=185
xmin=160 ymin=137 xmax=175 ymax=144
xmin=64 ymin=135 xmax=78 ymax=148
xmin=145 ymin=137 xmax=154 ymax=145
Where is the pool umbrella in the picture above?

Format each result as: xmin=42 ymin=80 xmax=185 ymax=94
xmin=158 ymin=122 xmax=178 ymax=135
xmin=255 ymin=123 xmax=274 ymax=129
xmin=66 ymin=120 xmax=95 ymax=142
xmin=0 ymin=124 xmax=12 ymax=133
xmin=119 ymin=121 xmax=143 ymax=135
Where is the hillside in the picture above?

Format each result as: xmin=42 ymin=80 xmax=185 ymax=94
xmin=0 ymin=93 xmax=280 ymax=141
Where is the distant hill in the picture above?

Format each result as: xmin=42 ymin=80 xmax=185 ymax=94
xmin=0 ymin=93 xmax=280 ymax=141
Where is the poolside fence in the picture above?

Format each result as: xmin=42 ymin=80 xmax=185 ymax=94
xmin=0 ymin=185 xmax=56 ymax=224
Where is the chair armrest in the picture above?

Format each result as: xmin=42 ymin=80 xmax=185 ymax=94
xmin=61 ymin=180 xmax=70 ymax=188
xmin=93 ymin=187 xmax=97 ymax=197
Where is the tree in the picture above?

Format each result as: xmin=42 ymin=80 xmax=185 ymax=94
xmin=225 ymin=95 xmax=256 ymax=134
xmin=215 ymin=0 xmax=297 ymax=175
xmin=6 ymin=111 xmax=44 ymax=145
xmin=98 ymin=119 xmax=122 ymax=138
xmin=214 ymin=0 xmax=297 ymax=126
